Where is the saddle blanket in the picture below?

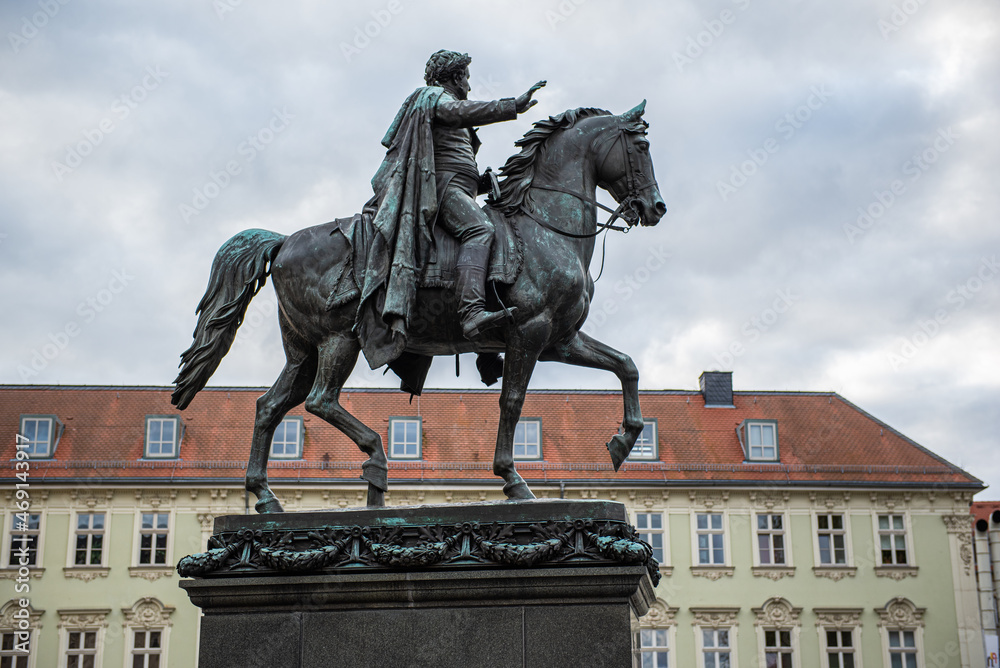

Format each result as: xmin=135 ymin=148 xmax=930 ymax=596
xmin=325 ymin=205 xmax=523 ymax=311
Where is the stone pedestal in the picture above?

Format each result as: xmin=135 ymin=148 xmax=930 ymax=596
xmin=179 ymin=499 xmax=657 ymax=668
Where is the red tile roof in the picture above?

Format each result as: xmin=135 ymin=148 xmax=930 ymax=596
xmin=971 ymin=501 xmax=1000 ymax=524
xmin=0 ymin=385 xmax=982 ymax=489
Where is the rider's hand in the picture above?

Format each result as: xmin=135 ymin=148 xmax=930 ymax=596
xmin=515 ymin=80 xmax=546 ymax=113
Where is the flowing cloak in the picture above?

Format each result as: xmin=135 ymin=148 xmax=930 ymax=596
xmin=356 ymin=86 xmax=446 ymax=371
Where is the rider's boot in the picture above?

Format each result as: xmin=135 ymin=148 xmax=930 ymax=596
xmin=456 ymin=243 xmax=516 ymax=340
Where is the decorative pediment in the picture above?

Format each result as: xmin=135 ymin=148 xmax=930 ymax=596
xmin=749 ymin=491 xmax=789 ymax=510
xmin=689 ymin=491 xmax=728 ymax=509
xmin=813 ymin=608 xmax=863 ymax=629
xmin=0 ymin=600 xmax=43 ymax=629
xmin=690 ymin=607 xmax=739 ymax=628
xmin=57 ymin=609 xmax=110 ymax=629
xmin=876 ymin=597 xmax=925 ymax=628
xmin=639 ymin=599 xmax=678 ymax=628
xmin=122 ymin=598 xmax=175 ymax=629
xmin=752 ymin=598 xmax=802 ymax=628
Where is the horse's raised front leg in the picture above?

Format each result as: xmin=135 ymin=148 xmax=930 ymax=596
xmin=540 ymin=331 xmax=642 ymax=471
xmin=495 ymin=335 xmax=541 ymax=500
xmin=304 ymin=333 xmax=388 ymax=507
xmin=247 ymin=346 xmax=317 ymax=513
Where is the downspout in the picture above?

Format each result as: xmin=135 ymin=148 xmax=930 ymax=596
xmin=989 ymin=511 xmax=1000 ymax=633
xmin=975 ymin=519 xmax=997 ymax=635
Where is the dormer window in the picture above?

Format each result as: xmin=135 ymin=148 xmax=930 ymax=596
xmin=738 ymin=419 xmax=779 ymax=461
xmin=270 ymin=417 xmax=303 ymax=459
xmin=144 ymin=416 xmax=181 ymax=459
xmin=19 ymin=415 xmax=62 ymax=458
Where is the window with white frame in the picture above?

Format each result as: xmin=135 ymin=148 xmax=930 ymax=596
xmin=0 ymin=601 xmax=40 ymax=668
xmin=628 ymin=420 xmax=658 ymax=460
xmin=64 ymin=629 xmax=98 ymax=668
xmin=877 ymin=598 xmax=924 ymax=668
xmin=144 ymin=417 xmax=179 ymax=458
xmin=513 ymin=419 xmax=541 ymax=460
xmin=637 ymin=628 xmax=669 ymax=667
xmin=122 ymin=598 xmax=173 ymax=668
xmin=19 ymin=416 xmax=58 ymax=458
xmin=1 ymin=630 xmax=31 ymax=668
xmin=72 ymin=513 xmax=105 ymax=567
xmin=137 ymin=513 xmax=169 ymax=566
xmin=738 ymin=419 xmax=778 ymax=461
xmin=57 ymin=610 xmax=109 ymax=668
xmin=270 ymin=418 xmax=302 ymax=459
xmin=636 ymin=512 xmax=665 ymax=564
xmin=764 ymin=630 xmax=793 ymax=668
xmin=824 ymin=629 xmax=856 ymax=668
xmin=701 ymin=627 xmax=731 ymax=668
xmin=756 ymin=514 xmax=787 ymax=566
xmin=131 ymin=628 xmax=164 ymax=668
xmin=388 ymin=418 xmax=421 ymax=459
xmin=887 ymin=629 xmax=918 ymax=668
xmin=6 ymin=513 xmax=41 ymax=568
xmin=696 ymin=513 xmax=725 ymax=565
xmin=877 ymin=514 xmax=909 ymax=566
xmin=816 ymin=513 xmax=848 ymax=565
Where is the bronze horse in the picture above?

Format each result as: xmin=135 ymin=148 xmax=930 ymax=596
xmin=172 ymin=102 xmax=665 ymax=513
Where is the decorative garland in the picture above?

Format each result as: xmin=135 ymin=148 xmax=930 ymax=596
xmin=178 ymin=518 xmax=659 ymax=585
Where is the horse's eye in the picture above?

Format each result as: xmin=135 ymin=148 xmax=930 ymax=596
xmin=637 ymin=142 xmax=650 ymax=152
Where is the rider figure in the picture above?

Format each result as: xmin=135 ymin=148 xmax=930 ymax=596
xmin=422 ymin=50 xmax=545 ymax=339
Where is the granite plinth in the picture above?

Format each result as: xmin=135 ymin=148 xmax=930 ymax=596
xmin=179 ymin=500 xmax=656 ymax=668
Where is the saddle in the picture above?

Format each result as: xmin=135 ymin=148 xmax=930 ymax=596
xmin=324 ymin=204 xmax=523 ymax=311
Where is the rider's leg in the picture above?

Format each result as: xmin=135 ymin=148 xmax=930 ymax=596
xmin=438 ymin=185 xmax=517 ymax=339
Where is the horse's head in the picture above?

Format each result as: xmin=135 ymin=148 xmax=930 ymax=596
xmin=594 ymin=100 xmax=666 ymax=227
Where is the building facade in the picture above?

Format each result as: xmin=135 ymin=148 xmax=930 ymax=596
xmin=0 ymin=373 xmax=986 ymax=667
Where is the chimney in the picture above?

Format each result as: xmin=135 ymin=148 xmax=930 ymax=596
xmin=699 ymin=371 xmax=733 ymax=408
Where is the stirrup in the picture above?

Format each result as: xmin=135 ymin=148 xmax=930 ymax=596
xmin=462 ymin=306 xmax=518 ymax=340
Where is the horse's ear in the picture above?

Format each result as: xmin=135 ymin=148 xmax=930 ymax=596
xmin=621 ymin=100 xmax=647 ymax=123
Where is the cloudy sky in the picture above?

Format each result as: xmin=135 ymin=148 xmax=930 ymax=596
xmin=2 ymin=1 xmax=997 ymax=494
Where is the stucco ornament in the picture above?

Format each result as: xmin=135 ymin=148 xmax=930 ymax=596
xmin=753 ymin=598 xmax=802 ymax=627
xmin=123 ymin=598 xmax=174 ymax=629
xmin=875 ymin=597 xmax=925 ymax=628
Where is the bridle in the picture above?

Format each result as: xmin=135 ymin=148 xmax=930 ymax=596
xmin=517 ymin=119 xmax=658 ymax=239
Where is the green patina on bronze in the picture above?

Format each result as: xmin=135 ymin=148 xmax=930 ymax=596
xmin=172 ymin=50 xmax=666 ymax=512
xmin=178 ymin=500 xmax=659 ymax=585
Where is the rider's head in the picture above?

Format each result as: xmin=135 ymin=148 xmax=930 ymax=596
xmin=425 ymin=50 xmax=472 ymax=100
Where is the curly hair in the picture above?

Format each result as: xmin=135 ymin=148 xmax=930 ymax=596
xmin=424 ymin=50 xmax=471 ymax=86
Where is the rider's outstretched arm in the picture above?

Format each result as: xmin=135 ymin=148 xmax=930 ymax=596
xmin=435 ymin=96 xmax=517 ymax=128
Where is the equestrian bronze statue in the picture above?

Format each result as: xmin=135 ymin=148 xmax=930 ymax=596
xmin=172 ymin=50 xmax=666 ymax=513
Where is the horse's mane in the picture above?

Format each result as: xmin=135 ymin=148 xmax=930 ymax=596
xmin=495 ymin=107 xmax=612 ymax=215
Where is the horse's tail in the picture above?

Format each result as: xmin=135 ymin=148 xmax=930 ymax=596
xmin=171 ymin=229 xmax=287 ymax=410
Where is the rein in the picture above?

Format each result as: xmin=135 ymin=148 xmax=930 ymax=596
xmin=517 ymin=123 xmax=655 ymax=240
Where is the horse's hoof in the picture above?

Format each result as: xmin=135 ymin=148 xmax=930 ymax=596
xmin=503 ymin=480 xmax=536 ymax=500
xmin=255 ymin=497 xmax=284 ymax=514
xmin=607 ymin=434 xmax=634 ymax=472
xmin=366 ymin=484 xmax=385 ymax=508
xmin=361 ymin=460 xmax=389 ymax=491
